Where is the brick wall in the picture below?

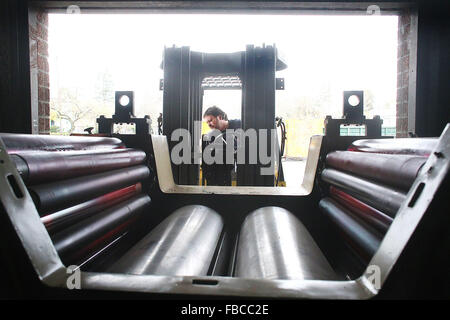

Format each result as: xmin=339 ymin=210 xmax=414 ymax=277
xmin=396 ymin=12 xmax=410 ymax=137
xmin=396 ymin=10 xmax=417 ymax=138
xmin=29 ymin=9 xmax=49 ymax=134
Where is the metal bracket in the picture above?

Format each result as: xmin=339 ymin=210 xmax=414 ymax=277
xmin=276 ymin=78 xmax=285 ymax=90
xmin=0 ymin=138 xmax=67 ymax=286
xmin=97 ymin=91 xmax=152 ymax=135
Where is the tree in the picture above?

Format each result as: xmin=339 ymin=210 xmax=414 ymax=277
xmin=364 ymin=89 xmax=376 ymax=118
xmin=95 ymin=68 xmax=115 ymax=105
xmin=50 ymin=88 xmax=96 ymax=134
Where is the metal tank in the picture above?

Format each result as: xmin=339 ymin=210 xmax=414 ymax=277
xmin=234 ymin=206 xmax=338 ymax=280
xmin=108 ymin=205 xmax=224 ymax=276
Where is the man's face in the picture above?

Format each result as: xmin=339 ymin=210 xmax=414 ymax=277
xmin=204 ymin=115 xmax=221 ymax=130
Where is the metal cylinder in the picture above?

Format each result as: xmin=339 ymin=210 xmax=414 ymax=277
xmin=29 ymin=165 xmax=149 ymax=215
xmin=72 ymin=229 xmax=132 ymax=268
xmin=10 ymin=148 xmax=146 ymax=185
xmin=108 ymin=205 xmax=223 ymax=276
xmin=41 ymin=184 xmax=142 ymax=234
xmin=234 ymin=207 xmax=337 ymax=280
xmin=51 ymin=194 xmax=151 ymax=264
xmin=321 ymin=169 xmax=406 ymax=217
xmin=0 ymin=133 xmax=124 ymax=153
xmin=9 ymin=154 xmax=29 ymax=180
xmin=77 ymin=232 xmax=130 ymax=271
xmin=330 ymin=186 xmax=393 ymax=234
xmin=348 ymin=137 xmax=438 ymax=156
xmin=319 ymin=198 xmax=382 ymax=262
xmin=326 ymin=151 xmax=426 ymax=191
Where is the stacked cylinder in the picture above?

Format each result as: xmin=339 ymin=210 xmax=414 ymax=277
xmin=319 ymin=137 xmax=435 ymax=264
xmin=1 ymin=133 xmax=151 ymax=267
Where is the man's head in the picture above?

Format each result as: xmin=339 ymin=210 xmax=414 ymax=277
xmin=203 ymin=106 xmax=228 ymax=131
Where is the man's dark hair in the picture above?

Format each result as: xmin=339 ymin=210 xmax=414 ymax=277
xmin=203 ymin=106 xmax=228 ymax=121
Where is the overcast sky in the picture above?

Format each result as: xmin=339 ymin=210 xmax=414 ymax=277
xmin=49 ymin=13 xmax=398 ymax=125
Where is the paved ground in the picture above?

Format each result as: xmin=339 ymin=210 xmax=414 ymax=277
xmin=281 ymin=159 xmax=307 ymax=187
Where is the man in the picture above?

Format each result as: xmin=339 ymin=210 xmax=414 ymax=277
xmin=203 ymin=106 xmax=241 ymax=132
xmin=202 ymin=106 xmax=241 ymax=186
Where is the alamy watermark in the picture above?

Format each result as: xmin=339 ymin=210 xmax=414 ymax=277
xmin=367 ymin=264 xmax=381 ymax=290
xmin=170 ymin=121 xmax=279 ymax=175
xmin=66 ymin=265 xmax=81 ymax=290
xmin=66 ymin=5 xmax=81 ymax=14
xmin=367 ymin=5 xmax=381 ymax=16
